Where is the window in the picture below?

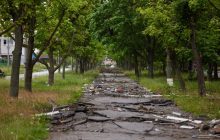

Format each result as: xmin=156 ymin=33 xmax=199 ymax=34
xmin=4 ymin=40 xmax=6 ymax=45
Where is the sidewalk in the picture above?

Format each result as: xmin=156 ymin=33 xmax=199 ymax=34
xmin=5 ymin=67 xmax=72 ymax=80
xmin=49 ymin=68 xmax=213 ymax=140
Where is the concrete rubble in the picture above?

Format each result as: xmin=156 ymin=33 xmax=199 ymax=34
xmin=42 ymin=68 xmax=220 ymax=140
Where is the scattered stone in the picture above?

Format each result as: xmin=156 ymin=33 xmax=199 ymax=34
xmin=191 ymin=120 xmax=202 ymax=124
xmin=166 ymin=116 xmax=189 ymax=123
xmin=200 ymin=124 xmax=210 ymax=131
xmin=95 ymin=84 xmax=103 ymax=89
xmin=172 ymin=112 xmax=181 ymax=116
xmin=209 ymin=119 xmax=220 ymax=127
xmin=180 ymin=125 xmax=194 ymax=129
xmin=115 ymin=86 xmax=124 ymax=93
xmin=210 ymin=124 xmax=220 ymax=134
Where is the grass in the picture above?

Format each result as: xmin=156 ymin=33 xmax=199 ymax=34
xmin=0 ymin=70 xmax=98 ymax=140
xmin=125 ymin=70 xmax=220 ymax=119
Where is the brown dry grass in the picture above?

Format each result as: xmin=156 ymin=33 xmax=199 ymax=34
xmin=0 ymin=90 xmax=60 ymax=118
xmin=0 ymin=71 xmax=98 ymax=139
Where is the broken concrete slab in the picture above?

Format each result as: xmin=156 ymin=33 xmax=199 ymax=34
xmin=88 ymin=116 xmax=111 ymax=122
xmin=73 ymin=112 xmax=87 ymax=120
xmin=210 ymin=124 xmax=220 ymax=134
xmin=90 ymin=96 xmax=151 ymax=105
xmin=36 ymin=111 xmax=60 ymax=117
xmin=48 ymin=68 xmax=212 ymax=140
xmin=113 ymin=121 xmax=154 ymax=133
xmin=179 ymin=125 xmax=194 ymax=129
xmin=166 ymin=116 xmax=189 ymax=123
xmin=93 ymin=110 xmax=144 ymax=120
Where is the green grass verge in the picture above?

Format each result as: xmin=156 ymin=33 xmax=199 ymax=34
xmin=32 ymin=70 xmax=98 ymax=104
xmin=125 ymin=71 xmax=220 ymax=119
xmin=0 ymin=70 xmax=98 ymax=140
xmin=0 ymin=116 xmax=48 ymax=140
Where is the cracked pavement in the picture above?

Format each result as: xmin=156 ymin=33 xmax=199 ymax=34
xmin=48 ymin=68 xmax=216 ymax=140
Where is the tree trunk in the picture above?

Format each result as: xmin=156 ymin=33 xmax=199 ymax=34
xmin=176 ymin=65 xmax=186 ymax=91
xmin=190 ymin=16 xmax=206 ymax=96
xmin=207 ymin=63 xmax=213 ymax=81
xmin=80 ymin=59 xmax=84 ymax=74
xmin=71 ymin=57 xmax=74 ymax=71
xmin=25 ymin=65 xmax=33 ymax=92
xmin=25 ymin=12 xmax=36 ymax=92
xmin=188 ymin=60 xmax=194 ymax=80
xmin=84 ymin=60 xmax=87 ymax=71
xmin=75 ymin=59 xmax=79 ymax=73
xmin=166 ymin=48 xmax=172 ymax=79
xmin=48 ymin=46 xmax=55 ymax=85
xmin=10 ymin=18 xmax=23 ymax=97
xmin=58 ymin=51 xmax=61 ymax=73
xmin=162 ymin=61 xmax=166 ymax=76
xmin=62 ymin=61 xmax=66 ymax=79
xmin=147 ymin=38 xmax=154 ymax=78
xmin=171 ymin=50 xmax=186 ymax=91
xmin=134 ymin=53 xmax=140 ymax=78
xmin=48 ymin=68 xmax=54 ymax=85
xmin=213 ymin=62 xmax=218 ymax=80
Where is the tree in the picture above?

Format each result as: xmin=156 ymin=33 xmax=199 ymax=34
xmin=25 ymin=0 xmax=89 ymax=89
xmin=138 ymin=0 xmax=186 ymax=90
xmin=90 ymin=0 xmax=146 ymax=77
xmin=0 ymin=0 xmax=29 ymax=97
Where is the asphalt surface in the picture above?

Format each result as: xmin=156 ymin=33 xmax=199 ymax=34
xmin=49 ymin=69 xmax=215 ymax=140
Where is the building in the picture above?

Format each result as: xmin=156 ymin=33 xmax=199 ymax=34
xmin=0 ymin=36 xmax=26 ymax=65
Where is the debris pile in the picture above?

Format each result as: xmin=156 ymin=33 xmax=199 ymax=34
xmin=45 ymin=68 xmax=220 ymax=140
xmin=99 ymin=67 xmax=121 ymax=74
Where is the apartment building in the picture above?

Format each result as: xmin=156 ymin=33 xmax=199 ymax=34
xmin=0 ymin=36 xmax=26 ymax=65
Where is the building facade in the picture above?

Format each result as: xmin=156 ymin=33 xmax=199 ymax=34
xmin=0 ymin=36 xmax=26 ymax=65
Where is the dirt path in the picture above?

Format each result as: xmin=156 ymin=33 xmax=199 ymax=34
xmin=48 ymin=68 xmax=217 ymax=140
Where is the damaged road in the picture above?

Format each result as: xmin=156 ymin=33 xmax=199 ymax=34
xmin=48 ymin=68 xmax=220 ymax=140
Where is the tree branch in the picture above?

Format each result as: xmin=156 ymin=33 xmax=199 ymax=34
xmin=6 ymin=0 xmax=17 ymax=18
xmin=54 ymin=57 xmax=66 ymax=72
xmin=0 ymin=24 xmax=15 ymax=36
xmin=33 ymin=9 xmax=66 ymax=65
xmin=6 ymin=32 xmax=28 ymax=48
xmin=38 ymin=59 xmax=49 ymax=70
xmin=54 ymin=32 xmax=75 ymax=71
xmin=208 ymin=0 xmax=220 ymax=12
